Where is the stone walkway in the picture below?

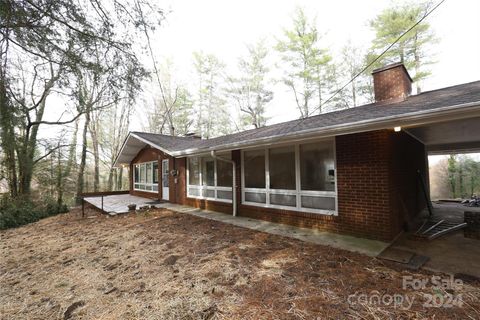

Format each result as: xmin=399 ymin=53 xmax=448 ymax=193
xmin=84 ymin=194 xmax=390 ymax=257
xmin=157 ymin=202 xmax=389 ymax=257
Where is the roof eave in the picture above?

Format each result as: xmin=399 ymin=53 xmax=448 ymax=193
xmin=113 ymin=132 xmax=175 ymax=167
xmin=170 ymin=101 xmax=480 ymax=157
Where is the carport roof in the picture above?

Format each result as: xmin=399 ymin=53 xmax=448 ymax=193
xmin=114 ymin=80 xmax=480 ymax=166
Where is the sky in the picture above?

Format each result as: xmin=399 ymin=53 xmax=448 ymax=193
xmin=39 ymin=0 xmax=480 ymax=161
xmin=137 ymin=0 xmax=480 ymax=125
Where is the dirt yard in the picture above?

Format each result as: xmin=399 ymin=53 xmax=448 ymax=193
xmin=1 ymin=208 xmax=479 ymax=320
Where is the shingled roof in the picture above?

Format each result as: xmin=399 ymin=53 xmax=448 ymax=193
xmin=114 ymin=80 xmax=480 ymax=165
xmin=135 ymin=81 xmax=480 ymax=152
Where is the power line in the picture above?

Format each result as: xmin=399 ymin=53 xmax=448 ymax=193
xmin=279 ymin=0 xmax=446 ymax=135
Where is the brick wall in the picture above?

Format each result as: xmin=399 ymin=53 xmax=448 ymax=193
xmin=134 ymin=129 xmax=426 ymax=241
xmin=234 ymin=130 xmax=427 ymax=241
xmin=129 ymin=146 xmax=175 ymax=200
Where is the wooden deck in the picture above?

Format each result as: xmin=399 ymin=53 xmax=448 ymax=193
xmin=84 ymin=194 xmax=163 ymax=214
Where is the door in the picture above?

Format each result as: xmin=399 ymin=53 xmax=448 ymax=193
xmin=162 ymin=159 xmax=169 ymax=201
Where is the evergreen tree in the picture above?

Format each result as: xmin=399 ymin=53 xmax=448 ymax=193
xmin=369 ymin=1 xmax=437 ymax=93
xmin=276 ymin=7 xmax=333 ymax=118
xmin=227 ymin=40 xmax=273 ymax=129
xmin=192 ymin=52 xmax=231 ymax=138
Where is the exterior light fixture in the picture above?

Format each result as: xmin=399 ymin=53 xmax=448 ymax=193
xmin=394 ymin=126 xmax=401 ymax=132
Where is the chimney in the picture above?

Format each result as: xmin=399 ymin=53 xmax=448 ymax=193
xmin=372 ymin=62 xmax=413 ymax=104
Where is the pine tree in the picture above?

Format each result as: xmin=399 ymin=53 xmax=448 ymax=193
xmin=276 ymin=7 xmax=333 ymax=117
xmin=369 ymin=1 xmax=438 ymax=93
xmin=227 ymin=40 xmax=273 ymax=129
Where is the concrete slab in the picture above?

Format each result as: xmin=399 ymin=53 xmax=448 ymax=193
xmin=157 ymin=203 xmax=390 ymax=257
xmin=84 ymin=194 xmax=163 ymax=214
xmin=393 ymin=232 xmax=480 ymax=278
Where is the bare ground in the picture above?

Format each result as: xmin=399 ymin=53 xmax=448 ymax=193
xmin=1 ymin=207 xmax=479 ymax=320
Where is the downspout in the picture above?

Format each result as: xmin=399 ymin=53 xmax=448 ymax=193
xmin=211 ymin=151 xmax=237 ymax=217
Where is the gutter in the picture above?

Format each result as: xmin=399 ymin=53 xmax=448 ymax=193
xmin=210 ymin=151 xmax=237 ymax=217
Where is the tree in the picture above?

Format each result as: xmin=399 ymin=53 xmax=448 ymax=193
xmin=276 ymin=7 xmax=333 ymax=118
xmin=193 ymin=52 xmax=231 ymax=138
xmin=102 ymin=99 xmax=133 ymax=191
xmin=74 ymin=44 xmax=144 ymax=198
xmin=146 ymin=60 xmax=194 ymax=136
xmin=227 ymin=40 xmax=273 ymax=129
xmin=339 ymin=41 xmax=375 ymax=107
xmin=0 ymin=0 xmax=160 ymax=199
xmin=447 ymin=155 xmax=457 ymax=198
xmin=369 ymin=1 xmax=437 ymax=93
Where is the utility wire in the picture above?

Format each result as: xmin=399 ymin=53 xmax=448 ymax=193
xmin=279 ymin=0 xmax=446 ymax=134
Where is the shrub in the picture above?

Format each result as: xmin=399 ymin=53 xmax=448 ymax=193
xmin=0 ymin=196 xmax=68 ymax=230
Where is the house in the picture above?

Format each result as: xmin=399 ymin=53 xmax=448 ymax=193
xmin=114 ymin=63 xmax=480 ymax=241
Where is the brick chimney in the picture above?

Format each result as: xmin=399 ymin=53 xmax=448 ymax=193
xmin=372 ymin=62 xmax=413 ymax=104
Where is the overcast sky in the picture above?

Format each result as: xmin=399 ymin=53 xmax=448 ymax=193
xmin=137 ymin=0 xmax=480 ymax=125
xmin=40 ymin=0 xmax=480 ymax=161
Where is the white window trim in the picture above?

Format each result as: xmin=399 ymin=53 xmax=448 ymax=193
xmin=133 ymin=161 xmax=159 ymax=193
xmin=241 ymin=139 xmax=338 ymax=215
xmin=186 ymin=156 xmax=233 ymax=203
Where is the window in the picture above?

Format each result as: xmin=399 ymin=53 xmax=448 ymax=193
xmin=202 ymin=157 xmax=215 ymax=186
xmin=244 ymin=149 xmax=265 ymax=188
xmin=269 ymin=146 xmax=295 ymax=190
xmin=188 ymin=157 xmax=200 ymax=185
xmin=133 ymin=161 xmax=159 ymax=193
xmin=187 ymin=154 xmax=233 ymax=202
xmin=153 ymin=162 xmax=159 ymax=184
xmin=241 ymin=139 xmax=337 ymax=215
xmin=300 ymin=141 xmax=335 ymax=191
xmin=217 ymin=160 xmax=233 ymax=187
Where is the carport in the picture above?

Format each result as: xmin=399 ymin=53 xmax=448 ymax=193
xmin=381 ymin=113 xmax=480 ymax=278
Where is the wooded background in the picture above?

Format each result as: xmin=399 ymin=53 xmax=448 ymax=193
xmin=0 ymin=0 xmax=478 ymax=222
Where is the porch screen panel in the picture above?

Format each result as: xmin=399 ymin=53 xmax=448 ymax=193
xmin=202 ymin=157 xmax=215 ymax=186
xmin=140 ymin=164 xmax=146 ymax=188
xmin=241 ymin=139 xmax=337 ymax=215
xmin=188 ymin=157 xmax=200 ymax=185
xmin=244 ymin=150 xmax=265 ymax=188
xmin=270 ymin=194 xmax=296 ymax=207
xmin=153 ymin=162 xmax=159 ymax=183
xmin=217 ymin=160 xmax=233 ymax=187
xmin=245 ymin=192 xmax=266 ymax=204
xmin=300 ymin=141 xmax=335 ymax=191
xmin=301 ymin=195 xmax=335 ymax=210
xmin=269 ymin=146 xmax=295 ymax=190
xmin=186 ymin=155 xmax=233 ymax=203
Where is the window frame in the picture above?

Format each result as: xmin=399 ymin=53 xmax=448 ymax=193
xmin=241 ymin=139 xmax=338 ymax=215
xmin=186 ymin=155 xmax=233 ymax=203
xmin=133 ymin=160 xmax=159 ymax=193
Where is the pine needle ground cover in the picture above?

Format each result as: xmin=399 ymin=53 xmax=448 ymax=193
xmin=1 ymin=208 xmax=479 ymax=319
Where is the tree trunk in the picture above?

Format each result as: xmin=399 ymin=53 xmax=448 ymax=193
xmin=17 ymin=63 xmax=59 ymax=196
xmin=89 ymin=115 xmax=100 ymax=192
xmin=57 ymin=119 xmax=78 ymax=205
xmin=56 ymin=147 xmax=63 ymax=206
xmin=76 ymin=109 xmax=90 ymax=203
xmin=0 ymin=63 xmax=18 ymax=197
xmin=413 ymin=32 xmax=422 ymax=94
